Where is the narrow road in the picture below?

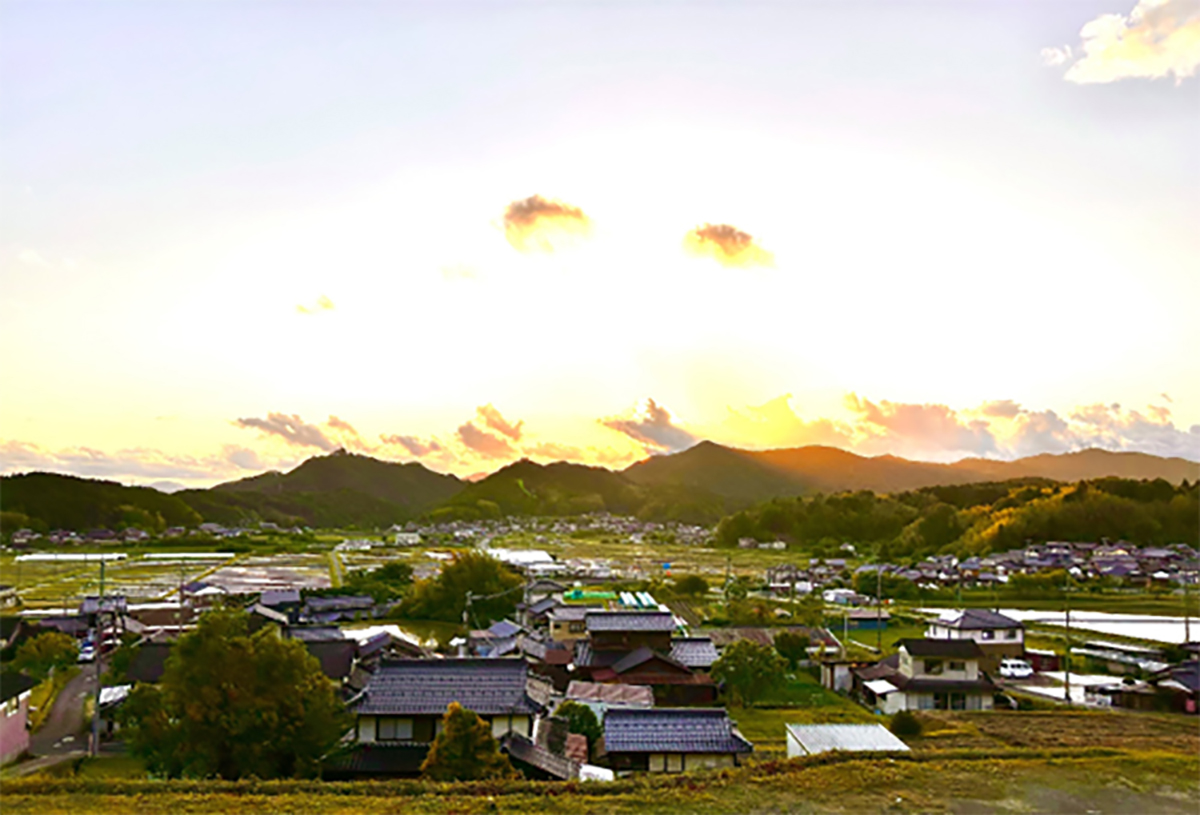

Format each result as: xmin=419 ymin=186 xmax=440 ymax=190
xmin=30 ymin=666 xmax=93 ymax=758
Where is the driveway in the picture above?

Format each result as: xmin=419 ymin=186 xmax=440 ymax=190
xmin=30 ymin=666 xmax=94 ymax=757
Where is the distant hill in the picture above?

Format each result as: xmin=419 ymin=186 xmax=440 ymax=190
xmin=4 ymin=444 xmax=1194 ymax=534
xmin=623 ymin=443 xmax=1199 ymax=500
xmin=181 ymin=449 xmax=465 ymax=527
xmin=0 ymin=472 xmax=203 ymax=532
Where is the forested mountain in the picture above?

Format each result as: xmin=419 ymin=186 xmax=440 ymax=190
xmin=178 ymin=449 xmax=464 ymax=527
xmin=2 ymin=444 xmax=1196 ymax=534
xmin=623 ymin=442 xmax=1200 ymax=498
xmin=715 ymin=477 xmax=1199 ymax=559
xmin=0 ymin=472 xmax=202 ymax=532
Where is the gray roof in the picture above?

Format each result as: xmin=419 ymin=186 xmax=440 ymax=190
xmin=603 ymin=708 xmax=753 ymax=755
xmin=305 ymin=595 xmax=374 ymax=612
xmin=785 ymin=724 xmax=911 ymax=755
xmin=260 ymin=589 xmax=300 ymax=606
xmin=898 ymin=639 xmax=985 ymax=659
xmin=934 ymin=608 xmax=1022 ymax=631
xmin=354 ymin=658 xmax=541 ymax=717
xmin=585 ymin=611 xmax=675 ymax=633
xmin=288 ymin=626 xmax=345 ymax=642
xmin=549 ymin=606 xmax=595 ymax=622
xmin=669 ymin=638 xmax=720 ymax=669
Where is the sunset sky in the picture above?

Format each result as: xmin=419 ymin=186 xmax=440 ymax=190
xmin=2 ymin=1 xmax=1198 ymax=488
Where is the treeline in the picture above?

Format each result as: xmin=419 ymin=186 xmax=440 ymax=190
xmin=1 ymin=473 xmax=202 ymax=533
xmin=714 ymin=477 xmax=1199 ymax=559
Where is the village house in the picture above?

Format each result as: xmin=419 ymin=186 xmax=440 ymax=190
xmin=1 ymin=672 xmax=38 ymax=765
xmin=855 ymin=639 xmax=997 ymax=713
xmin=344 ymin=658 xmax=545 ymax=777
xmin=925 ymin=608 xmax=1024 ymax=671
xmin=598 ymin=707 xmax=753 ymax=773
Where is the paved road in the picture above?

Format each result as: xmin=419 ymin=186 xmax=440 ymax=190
xmin=30 ymin=665 xmax=94 ymax=758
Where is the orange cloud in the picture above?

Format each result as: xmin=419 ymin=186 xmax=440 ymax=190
xmin=502 ymin=194 xmax=591 ymax=253
xmin=684 ymin=223 xmax=773 ymax=268
xmin=476 ymin=404 xmax=524 ymax=441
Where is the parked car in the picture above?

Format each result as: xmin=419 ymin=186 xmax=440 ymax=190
xmin=999 ymin=658 xmax=1033 ymax=679
xmin=78 ymin=641 xmax=96 ymax=663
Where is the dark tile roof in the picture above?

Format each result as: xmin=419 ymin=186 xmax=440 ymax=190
xmin=323 ymin=743 xmax=429 ymax=777
xmin=527 ymin=597 xmax=559 ymax=616
xmin=603 ymin=708 xmax=753 ymax=755
xmin=488 ymin=620 xmax=522 ymax=639
xmin=501 ymin=733 xmax=579 ymax=781
xmin=898 ymin=639 xmax=985 ymax=659
xmin=1 ymin=672 xmax=38 ymax=703
xmin=670 ymin=638 xmax=720 ymax=669
xmin=305 ymin=595 xmax=374 ymax=612
xmin=611 ymin=646 xmax=690 ymax=675
xmin=305 ymin=640 xmax=357 ymax=680
xmin=288 ymin=625 xmax=346 ymax=642
xmin=260 ymin=589 xmax=301 ymax=606
xmin=127 ymin=642 xmax=172 ymax=683
xmin=585 ymin=611 xmax=675 ymax=633
xmin=549 ymin=605 xmax=598 ymax=622
xmin=899 ymin=676 xmax=997 ymax=694
xmin=935 ymin=609 xmax=1022 ymax=631
xmin=1163 ymin=661 xmax=1200 ymax=693
xmin=354 ymin=658 xmax=542 ymax=717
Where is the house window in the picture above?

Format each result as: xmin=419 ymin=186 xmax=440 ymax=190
xmin=980 ymin=631 xmax=995 ymax=641
xmin=569 ymin=621 xmax=585 ymax=633
xmin=934 ymin=693 xmax=949 ymax=710
xmin=950 ymin=693 xmax=967 ymax=711
xmin=1005 ymin=630 xmax=1017 ymax=640
xmin=925 ymin=659 xmax=944 ymax=675
xmin=665 ymin=754 xmax=684 ymax=773
xmin=376 ymin=717 xmax=414 ymax=740
xmin=649 ymin=754 xmax=666 ymax=772
xmin=948 ymin=661 xmax=965 ymax=671
xmin=3 ymin=698 xmax=17 ymax=716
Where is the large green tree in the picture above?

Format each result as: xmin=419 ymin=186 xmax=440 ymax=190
xmin=419 ymin=702 xmax=517 ymax=781
xmin=554 ymin=700 xmax=602 ymax=761
xmin=13 ymin=632 xmax=79 ymax=680
xmin=711 ymin=640 xmax=787 ymax=707
xmin=118 ymin=609 xmax=350 ymax=779
xmin=399 ymin=550 xmax=523 ymax=624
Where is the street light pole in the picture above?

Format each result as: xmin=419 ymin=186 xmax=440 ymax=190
xmin=91 ymin=559 xmax=105 ymax=757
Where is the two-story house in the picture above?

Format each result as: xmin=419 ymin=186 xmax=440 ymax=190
xmin=854 ymin=639 xmax=996 ymax=713
xmin=573 ymin=612 xmax=716 ymax=704
xmin=925 ymin=609 xmax=1024 ymax=672
xmin=341 ymin=658 xmax=545 ymax=777
xmin=1 ymin=672 xmax=38 ymax=766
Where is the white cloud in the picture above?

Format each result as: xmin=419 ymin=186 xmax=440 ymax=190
xmin=601 ymin=399 xmax=698 ymax=454
xmin=1046 ymin=0 xmax=1200 ymax=85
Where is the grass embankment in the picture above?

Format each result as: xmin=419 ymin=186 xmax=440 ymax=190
xmin=3 ymin=749 xmax=1196 ymax=814
xmin=27 ymin=667 xmax=80 ymax=732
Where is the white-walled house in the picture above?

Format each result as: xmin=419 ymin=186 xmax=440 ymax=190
xmin=926 ymin=608 xmax=1024 ymax=671
xmin=854 ymin=639 xmax=997 ymax=714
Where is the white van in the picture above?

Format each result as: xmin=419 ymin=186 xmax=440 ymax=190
xmin=999 ymin=658 xmax=1033 ymax=679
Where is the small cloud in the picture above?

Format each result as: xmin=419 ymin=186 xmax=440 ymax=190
xmin=235 ymin=412 xmax=337 ymax=451
xmin=380 ymin=434 xmax=445 ymax=458
xmin=847 ymin=394 xmax=998 ymax=456
xmin=980 ymin=399 xmax=1023 ymax=419
xmin=476 ymin=404 xmax=524 ymax=441
xmin=1047 ymin=0 xmax=1200 ymax=85
xmin=17 ymin=249 xmax=53 ymax=268
xmin=1041 ymin=45 xmax=1073 ymax=66
xmin=601 ymin=399 xmax=698 ymax=454
xmin=683 ymin=223 xmax=774 ymax=268
xmin=723 ymin=394 xmax=854 ymax=449
xmin=223 ymin=445 xmax=265 ymax=471
xmin=326 ymin=415 xmax=375 ymax=452
xmin=1161 ymin=392 xmax=1174 ymax=403
xmin=297 ymin=295 xmax=335 ymax=315
xmin=502 ymin=194 xmax=591 ymax=253
xmin=456 ymin=422 xmax=517 ymax=459
xmin=440 ymin=264 xmax=478 ymax=281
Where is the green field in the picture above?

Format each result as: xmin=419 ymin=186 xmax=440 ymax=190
xmin=4 ymin=749 xmax=1196 ymax=814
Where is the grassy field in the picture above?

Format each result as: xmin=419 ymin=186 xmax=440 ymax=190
xmin=3 ymin=749 xmax=1196 ymax=814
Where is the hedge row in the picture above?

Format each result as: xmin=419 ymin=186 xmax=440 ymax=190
xmin=0 ymin=746 xmax=1138 ymax=798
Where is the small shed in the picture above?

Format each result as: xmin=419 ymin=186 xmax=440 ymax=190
xmin=785 ymin=723 xmax=910 ymax=758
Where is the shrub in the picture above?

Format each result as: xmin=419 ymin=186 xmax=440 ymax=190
xmin=889 ymin=710 xmax=923 ymax=739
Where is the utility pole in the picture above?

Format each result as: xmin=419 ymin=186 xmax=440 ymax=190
xmin=876 ymin=550 xmax=883 ymax=653
xmin=91 ymin=559 xmax=105 ymax=757
xmin=1184 ymin=573 xmax=1192 ymax=645
xmin=1063 ymin=571 xmax=1072 ymax=709
xmin=459 ymin=591 xmax=472 ymax=657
